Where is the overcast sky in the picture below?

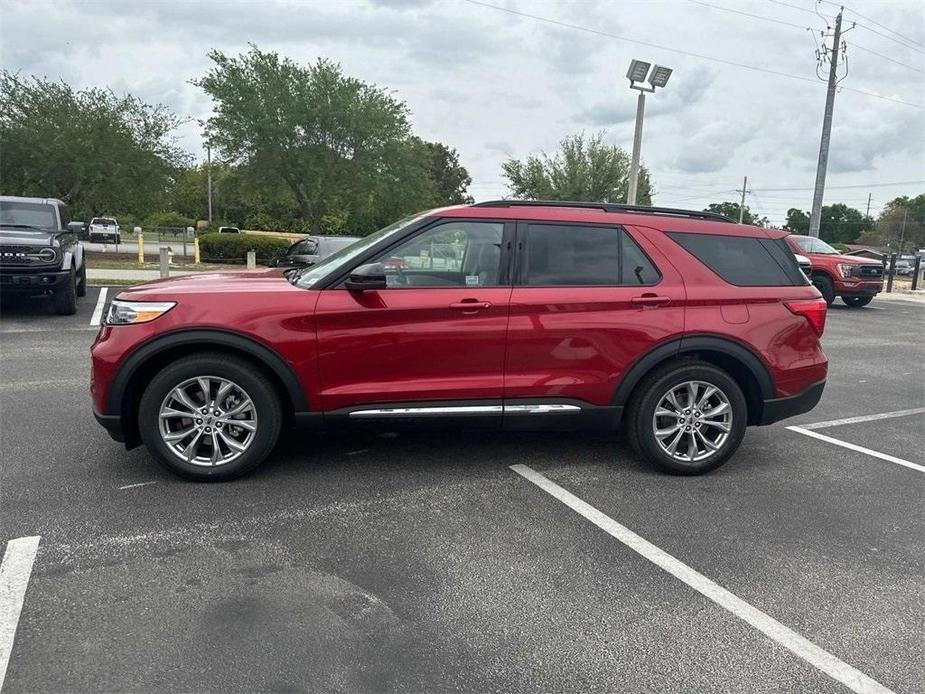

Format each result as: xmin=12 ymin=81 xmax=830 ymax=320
xmin=2 ymin=0 xmax=923 ymax=225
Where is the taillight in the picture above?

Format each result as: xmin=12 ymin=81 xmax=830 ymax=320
xmin=785 ymin=298 xmax=827 ymax=336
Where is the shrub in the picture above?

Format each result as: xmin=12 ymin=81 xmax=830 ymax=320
xmin=198 ymin=232 xmax=290 ymax=264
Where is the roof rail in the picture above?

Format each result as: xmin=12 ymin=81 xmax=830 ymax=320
xmin=470 ymin=199 xmax=733 ymax=223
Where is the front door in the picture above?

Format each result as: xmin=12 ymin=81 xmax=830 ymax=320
xmin=504 ymin=221 xmax=686 ymax=409
xmin=315 ymin=219 xmax=514 ymax=414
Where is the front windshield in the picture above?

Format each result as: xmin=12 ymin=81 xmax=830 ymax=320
xmin=793 ymin=236 xmax=839 ymax=254
xmin=0 ymin=201 xmax=57 ymax=229
xmin=294 ymin=211 xmax=431 ymax=288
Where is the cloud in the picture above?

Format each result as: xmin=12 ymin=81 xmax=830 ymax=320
xmin=672 ymin=120 xmax=752 ymax=173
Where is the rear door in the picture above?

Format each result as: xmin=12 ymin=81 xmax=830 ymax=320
xmin=504 ymin=221 xmax=686 ymax=411
xmin=314 ymin=218 xmax=514 ymax=414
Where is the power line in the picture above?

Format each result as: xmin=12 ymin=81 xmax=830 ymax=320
xmin=849 ymin=41 xmax=925 ymax=75
xmin=756 ymin=179 xmax=925 ymax=192
xmin=764 ymin=0 xmax=818 ymax=16
xmin=463 ymin=0 xmax=925 ymax=109
xmin=819 ymin=0 xmax=925 ymax=50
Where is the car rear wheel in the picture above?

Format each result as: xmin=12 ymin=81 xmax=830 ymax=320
xmin=625 ymin=360 xmax=747 ymax=475
xmin=53 ymin=267 xmax=78 ymax=315
xmin=138 ymin=353 xmax=282 ymax=481
xmin=812 ymin=274 xmax=835 ymax=306
xmin=842 ymin=296 xmax=872 ymax=308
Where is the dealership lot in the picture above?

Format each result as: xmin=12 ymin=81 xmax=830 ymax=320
xmin=1 ymin=288 xmax=923 ymax=693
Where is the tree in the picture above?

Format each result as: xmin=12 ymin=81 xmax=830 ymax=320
xmin=784 ymin=204 xmax=871 ymax=244
xmin=0 ymin=72 xmax=188 ymax=220
xmin=501 ymin=133 xmax=652 ymax=205
xmin=704 ymin=201 xmax=767 ymax=226
xmin=195 ymin=47 xmax=458 ymax=235
xmin=874 ymin=194 xmax=925 ymax=253
xmin=420 ymin=140 xmax=473 ymax=205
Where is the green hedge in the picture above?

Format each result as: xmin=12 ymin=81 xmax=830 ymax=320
xmin=198 ymin=233 xmax=290 ymax=264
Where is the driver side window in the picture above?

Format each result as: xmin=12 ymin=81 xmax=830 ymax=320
xmin=372 ymin=221 xmax=504 ymax=288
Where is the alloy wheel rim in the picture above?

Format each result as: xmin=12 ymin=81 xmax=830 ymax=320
xmin=158 ymin=376 xmax=257 ymax=467
xmin=652 ymin=380 xmax=732 ymax=463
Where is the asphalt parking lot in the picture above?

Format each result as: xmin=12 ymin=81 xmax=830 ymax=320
xmin=1 ymin=288 xmax=923 ymax=693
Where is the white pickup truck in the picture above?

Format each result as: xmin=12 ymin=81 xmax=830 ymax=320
xmin=88 ymin=216 xmax=121 ymax=244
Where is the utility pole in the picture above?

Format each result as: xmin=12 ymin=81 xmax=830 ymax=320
xmin=865 ymin=192 xmax=871 ymax=220
xmin=898 ymin=208 xmax=908 ymax=254
xmin=737 ymin=176 xmax=748 ymax=224
xmin=206 ymin=144 xmax=213 ymax=225
xmin=809 ymin=7 xmax=847 ymax=238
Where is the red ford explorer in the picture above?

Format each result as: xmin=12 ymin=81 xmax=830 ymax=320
xmin=91 ymin=201 xmax=828 ymax=481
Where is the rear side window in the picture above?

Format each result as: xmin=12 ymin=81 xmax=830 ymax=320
xmin=667 ymin=232 xmax=806 ymax=286
xmin=523 ymin=224 xmax=659 ymax=286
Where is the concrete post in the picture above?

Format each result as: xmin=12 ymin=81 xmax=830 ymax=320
xmin=194 ymin=238 xmax=201 ymax=264
xmin=246 ymin=250 xmax=256 ymax=269
xmin=135 ymin=227 xmax=143 ymax=264
xmin=159 ymin=247 xmax=170 ymax=278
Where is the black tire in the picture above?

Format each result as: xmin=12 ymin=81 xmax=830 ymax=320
xmin=53 ymin=267 xmax=78 ymax=315
xmin=137 ymin=353 xmax=283 ymax=481
xmin=812 ymin=273 xmax=835 ymax=306
xmin=625 ymin=360 xmax=748 ymax=475
xmin=842 ymin=296 xmax=872 ymax=308
xmin=76 ymin=261 xmax=87 ymax=297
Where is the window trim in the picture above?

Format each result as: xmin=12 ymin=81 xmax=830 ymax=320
xmin=328 ymin=218 xmax=516 ymax=290
xmin=513 ymin=220 xmax=662 ymax=288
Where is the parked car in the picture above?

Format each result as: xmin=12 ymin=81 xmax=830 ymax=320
xmin=891 ymin=259 xmax=914 ymax=277
xmin=271 ymin=235 xmax=361 ymax=268
xmin=91 ymin=200 xmax=828 ymax=481
xmin=0 ymin=195 xmax=87 ymax=314
xmin=88 ymin=216 xmax=121 ymax=244
xmin=67 ymin=220 xmax=89 ymax=240
xmin=218 ymin=226 xmax=241 ymax=234
xmin=785 ymin=234 xmax=883 ymax=307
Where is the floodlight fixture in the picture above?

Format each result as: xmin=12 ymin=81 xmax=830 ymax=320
xmin=626 ymin=59 xmax=651 ymax=84
xmin=648 ymin=65 xmax=673 ymax=89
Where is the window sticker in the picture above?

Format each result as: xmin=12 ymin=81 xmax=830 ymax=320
xmin=465 ymin=275 xmax=480 ymax=286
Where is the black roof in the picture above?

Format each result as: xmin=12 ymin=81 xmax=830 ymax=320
xmin=471 ymin=199 xmax=733 ymax=223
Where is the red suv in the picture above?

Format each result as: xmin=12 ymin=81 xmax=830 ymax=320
xmin=785 ymin=234 xmax=884 ymax=307
xmin=91 ymin=201 xmax=828 ymax=480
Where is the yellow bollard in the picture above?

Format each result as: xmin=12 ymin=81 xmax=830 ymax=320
xmin=137 ymin=233 xmax=144 ymax=264
xmin=194 ymin=237 xmax=200 ymax=264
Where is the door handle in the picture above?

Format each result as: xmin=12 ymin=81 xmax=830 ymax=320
xmin=631 ymin=294 xmax=671 ymax=306
xmin=449 ymin=299 xmax=493 ymax=312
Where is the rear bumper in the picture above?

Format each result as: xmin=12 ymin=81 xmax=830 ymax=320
xmin=0 ymin=269 xmax=70 ymax=292
xmin=758 ymin=379 xmax=825 ymax=425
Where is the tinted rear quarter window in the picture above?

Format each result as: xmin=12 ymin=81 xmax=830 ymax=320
xmin=667 ymin=232 xmax=806 ymax=286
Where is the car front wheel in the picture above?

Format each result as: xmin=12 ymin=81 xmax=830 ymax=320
xmin=842 ymin=296 xmax=872 ymax=308
xmin=54 ymin=267 xmax=78 ymax=315
xmin=812 ymin=274 xmax=835 ymax=306
xmin=138 ymin=353 xmax=282 ymax=481
xmin=625 ymin=360 xmax=747 ymax=475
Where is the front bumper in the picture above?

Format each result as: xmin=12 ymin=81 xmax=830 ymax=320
xmin=93 ymin=408 xmax=125 ymax=443
xmin=834 ymin=279 xmax=882 ymax=296
xmin=0 ymin=268 xmax=70 ymax=292
xmin=759 ymin=379 xmax=826 ymax=425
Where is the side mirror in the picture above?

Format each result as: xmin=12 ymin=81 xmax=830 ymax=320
xmin=345 ymin=263 xmax=387 ymax=291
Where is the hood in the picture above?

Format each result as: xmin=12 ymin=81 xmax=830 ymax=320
xmin=114 ymin=267 xmax=301 ymax=299
xmin=0 ymin=228 xmax=59 ymax=246
xmin=830 ymin=253 xmax=882 ymax=266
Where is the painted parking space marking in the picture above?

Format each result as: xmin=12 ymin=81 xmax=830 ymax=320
xmin=117 ymin=481 xmax=157 ymax=490
xmin=799 ymin=407 xmax=925 ymax=430
xmin=787 ymin=427 xmax=924 ymax=473
xmin=89 ymin=287 xmax=108 ymax=327
xmin=0 ymin=536 xmax=41 ymax=692
xmin=511 ymin=465 xmax=894 ymax=694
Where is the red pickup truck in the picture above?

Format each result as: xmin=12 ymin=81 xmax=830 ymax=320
xmin=785 ymin=234 xmax=883 ymax=308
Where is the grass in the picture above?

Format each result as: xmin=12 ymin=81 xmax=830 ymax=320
xmin=85 ymin=251 xmax=237 ymax=272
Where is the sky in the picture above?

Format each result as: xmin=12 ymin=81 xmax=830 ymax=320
xmin=2 ymin=0 xmax=923 ymax=226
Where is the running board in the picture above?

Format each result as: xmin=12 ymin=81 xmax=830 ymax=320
xmin=348 ymin=404 xmax=581 ymax=418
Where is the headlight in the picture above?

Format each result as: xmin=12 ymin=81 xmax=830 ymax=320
xmin=105 ymin=300 xmax=176 ymax=325
xmin=836 ymin=263 xmax=854 ymax=279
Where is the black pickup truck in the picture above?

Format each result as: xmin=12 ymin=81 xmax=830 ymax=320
xmin=0 ymin=196 xmax=87 ymax=314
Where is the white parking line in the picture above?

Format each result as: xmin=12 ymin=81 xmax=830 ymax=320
xmin=117 ymin=481 xmax=157 ymax=490
xmin=0 ymin=536 xmax=41 ymax=692
xmin=800 ymin=408 xmax=925 ymax=430
xmin=787 ymin=427 xmax=925 ymax=473
xmin=89 ymin=287 xmax=108 ymax=327
xmin=510 ymin=465 xmax=894 ymax=694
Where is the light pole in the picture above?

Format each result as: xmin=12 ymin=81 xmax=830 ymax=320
xmin=625 ymin=60 xmax=672 ymax=205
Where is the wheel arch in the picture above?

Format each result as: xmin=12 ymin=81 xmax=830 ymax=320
xmin=613 ymin=335 xmax=774 ymax=426
xmin=108 ymin=329 xmax=308 ymax=448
